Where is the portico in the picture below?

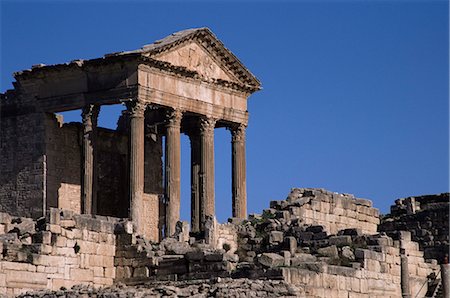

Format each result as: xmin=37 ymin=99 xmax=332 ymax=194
xmin=1 ymin=28 xmax=261 ymax=241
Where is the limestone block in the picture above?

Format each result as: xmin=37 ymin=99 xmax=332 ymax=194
xmin=269 ymin=231 xmax=284 ymax=243
xmin=60 ymin=219 xmax=76 ymax=228
xmin=0 ymin=273 xmax=5 ymax=287
xmin=5 ymin=270 xmax=47 ymax=289
xmin=329 ymin=236 xmax=352 ymax=246
xmin=284 ymin=236 xmax=297 ymax=255
xmin=51 ymin=279 xmax=79 ymax=291
xmin=322 ymin=273 xmax=338 ymax=289
xmin=281 ymin=251 xmax=291 ymax=266
xmin=92 ymin=266 xmax=104 ymax=277
xmin=294 ymin=253 xmax=318 ymax=265
xmin=53 ymin=247 xmax=77 ymax=257
xmin=70 ymin=268 xmax=93 ymax=282
xmin=77 ymin=240 xmax=97 ymax=254
xmin=47 ymin=224 xmax=61 ymax=234
xmin=2 ymin=261 xmax=36 ymax=272
xmin=115 ymin=266 xmax=132 ymax=279
xmin=317 ymin=245 xmax=338 ymax=258
xmin=365 ymin=259 xmax=381 ymax=272
xmin=341 ymin=246 xmax=355 ymax=260
xmin=32 ymin=254 xmax=64 ymax=267
xmin=333 ymin=208 xmax=344 ymax=216
xmin=63 ymin=256 xmax=78 ymax=265
xmin=88 ymin=254 xmax=113 ymax=268
xmin=258 ymin=253 xmax=284 ymax=268
xmin=355 ymin=249 xmax=385 ymax=262
xmin=133 ymin=267 xmax=150 ymax=278
xmin=96 ymin=243 xmax=115 ymax=256
xmin=55 ymin=235 xmax=67 ymax=247
xmin=104 ymin=267 xmax=115 ymax=279
xmin=62 ymin=229 xmax=75 ymax=239
xmin=93 ymin=276 xmax=113 ymax=286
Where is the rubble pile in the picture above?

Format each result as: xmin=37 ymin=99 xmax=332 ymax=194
xmin=379 ymin=193 xmax=449 ymax=262
xmin=18 ymin=278 xmax=301 ymax=298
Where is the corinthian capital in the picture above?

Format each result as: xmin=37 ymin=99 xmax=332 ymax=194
xmin=230 ymin=124 xmax=246 ymax=142
xmin=199 ymin=117 xmax=216 ymax=134
xmin=126 ymin=100 xmax=146 ymax=118
xmin=166 ymin=109 xmax=183 ymax=128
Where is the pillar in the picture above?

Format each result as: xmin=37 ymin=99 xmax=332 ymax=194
xmin=199 ymin=117 xmax=216 ymax=230
xmin=165 ymin=109 xmax=182 ymax=237
xmin=400 ymin=252 xmax=411 ymax=298
xmin=127 ymin=100 xmax=146 ymax=234
xmin=188 ymin=130 xmax=201 ymax=232
xmin=81 ymin=104 xmax=99 ymax=215
xmin=442 ymin=263 xmax=449 ymax=298
xmin=231 ymin=124 xmax=247 ymax=219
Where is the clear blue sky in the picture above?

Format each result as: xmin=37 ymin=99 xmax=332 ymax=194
xmin=1 ymin=0 xmax=448 ymax=222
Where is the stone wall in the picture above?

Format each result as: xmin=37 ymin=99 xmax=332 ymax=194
xmin=379 ymin=193 xmax=449 ymax=263
xmin=45 ymin=114 xmax=82 ymax=213
xmin=0 ymin=90 xmax=46 ymax=219
xmin=0 ymin=208 xmax=120 ymax=296
xmin=268 ymin=188 xmax=379 ymax=235
xmin=204 ymin=218 xmax=239 ymax=254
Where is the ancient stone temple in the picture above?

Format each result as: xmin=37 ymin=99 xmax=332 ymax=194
xmin=0 ymin=28 xmax=261 ymax=241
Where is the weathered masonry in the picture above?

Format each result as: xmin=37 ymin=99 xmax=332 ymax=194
xmin=0 ymin=28 xmax=261 ymax=241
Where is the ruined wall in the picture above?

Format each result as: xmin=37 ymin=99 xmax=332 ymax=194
xmin=204 ymin=218 xmax=239 ymax=254
xmin=269 ymin=188 xmax=379 ymax=235
xmin=0 ymin=209 xmax=118 ymax=296
xmin=45 ymin=115 xmax=82 ymax=213
xmin=0 ymin=90 xmax=46 ymax=219
xmin=379 ymin=193 xmax=449 ymax=263
xmin=142 ymin=132 xmax=164 ymax=242
xmin=96 ymin=129 xmax=128 ymax=218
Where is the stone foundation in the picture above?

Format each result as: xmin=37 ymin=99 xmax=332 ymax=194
xmin=0 ymin=189 xmax=446 ymax=297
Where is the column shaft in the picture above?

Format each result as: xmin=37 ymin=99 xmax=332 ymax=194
xmin=165 ymin=109 xmax=182 ymax=237
xmin=199 ymin=117 xmax=216 ymax=230
xmin=189 ymin=132 xmax=201 ymax=232
xmin=128 ymin=101 xmax=146 ymax=234
xmin=231 ymin=125 xmax=247 ymax=219
xmin=81 ymin=105 xmax=99 ymax=215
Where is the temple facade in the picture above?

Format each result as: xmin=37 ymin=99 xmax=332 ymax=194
xmin=0 ymin=28 xmax=261 ymax=241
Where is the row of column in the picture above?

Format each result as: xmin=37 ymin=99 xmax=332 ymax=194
xmin=80 ymin=101 xmax=247 ymax=238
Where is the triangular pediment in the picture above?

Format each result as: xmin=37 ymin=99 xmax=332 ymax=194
xmin=121 ymin=28 xmax=261 ymax=91
xmin=149 ymin=41 xmax=240 ymax=83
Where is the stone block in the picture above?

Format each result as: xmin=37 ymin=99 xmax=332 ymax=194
xmin=269 ymin=231 xmax=284 ymax=243
xmin=282 ymin=251 xmax=291 ymax=266
xmin=92 ymin=266 xmax=104 ymax=277
xmin=329 ymin=235 xmax=352 ymax=246
xmin=284 ymin=236 xmax=297 ymax=255
xmin=291 ymin=253 xmax=317 ymax=266
xmin=317 ymin=245 xmax=338 ymax=258
xmin=133 ymin=266 xmax=150 ymax=278
xmin=55 ymin=235 xmax=67 ymax=247
xmin=258 ymin=253 xmax=284 ymax=268
xmin=70 ymin=268 xmax=93 ymax=282
xmin=341 ymin=246 xmax=355 ymax=260
xmin=93 ymin=277 xmax=113 ymax=286
xmin=104 ymin=267 xmax=115 ymax=279
xmin=2 ymin=261 xmax=36 ymax=272
xmin=5 ymin=269 xmax=47 ymax=288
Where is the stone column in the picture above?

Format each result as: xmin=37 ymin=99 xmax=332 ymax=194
xmin=81 ymin=104 xmax=99 ymax=215
xmin=127 ymin=101 xmax=146 ymax=235
xmin=164 ymin=109 xmax=182 ymax=237
xmin=231 ymin=124 xmax=247 ymax=219
xmin=199 ymin=117 xmax=216 ymax=230
xmin=442 ymin=263 xmax=449 ymax=298
xmin=400 ymin=252 xmax=411 ymax=298
xmin=188 ymin=130 xmax=201 ymax=232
